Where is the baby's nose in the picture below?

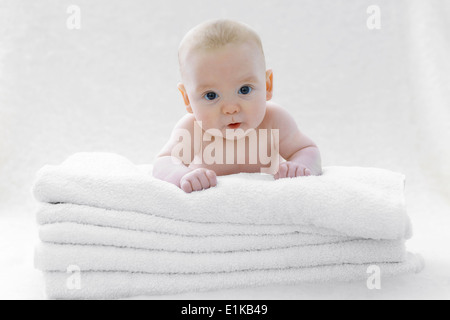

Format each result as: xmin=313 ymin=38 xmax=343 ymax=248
xmin=222 ymin=102 xmax=240 ymax=115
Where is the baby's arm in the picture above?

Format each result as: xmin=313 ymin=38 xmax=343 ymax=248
xmin=270 ymin=104 xmax=322 ymax=178
xmin=152 ymin=114 xmax=217 ymax=193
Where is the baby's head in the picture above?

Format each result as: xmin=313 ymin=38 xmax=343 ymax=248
xmin=177 ymin=19 xmax=273 ymax=136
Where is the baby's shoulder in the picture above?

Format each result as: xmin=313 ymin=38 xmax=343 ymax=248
xmin=173 ymin=113 xmax=196 ymax=132
xmin=261 ymin=101 xmax=293 ymax=129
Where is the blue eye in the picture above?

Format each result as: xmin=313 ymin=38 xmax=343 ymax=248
xmin=239 ymin=86 xmax=252 ymax=95
xmin=204 ymin=92 xmax=218 ymax=101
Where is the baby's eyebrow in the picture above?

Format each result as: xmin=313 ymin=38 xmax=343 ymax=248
xmin=195 ymin=84 xmax=213 ymax=92
xmin=239 ymin=75 xmax=258 ymax=83
xmin=195 ymin=75 xmax=258 ymax=92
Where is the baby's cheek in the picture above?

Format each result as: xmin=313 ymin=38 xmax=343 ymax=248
xmin=203 ymin=111 xmax=220 ymax=127
xmin=193 ymin=108 xmax=208 ymax=122
xmin=194 ymin=112 xmax=215 ymax=130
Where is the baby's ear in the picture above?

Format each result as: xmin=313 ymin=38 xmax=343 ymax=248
xmin=265 ymin=69 xmax=273 ymax=101
xmin=177 ymin=83 xmax=193 ymax=114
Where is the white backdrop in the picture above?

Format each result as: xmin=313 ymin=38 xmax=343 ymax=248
xmin=1 ymin=0 xmax=449 ymax=299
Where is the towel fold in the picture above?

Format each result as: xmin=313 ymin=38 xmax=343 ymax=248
xmin=37 ymin=203 xmax=348 ymax=238
xmin=39 ymin=222 xmax=351 ymax=253
xmin=32 ymin=152 xmax=423 ymax=299
xmin=35 ymin=240 xmax=407 ymax=274
xmin=43 ymin=253 xmax=424 ymax=300
xmin=33 ymin=152 xmax=411 ymax=240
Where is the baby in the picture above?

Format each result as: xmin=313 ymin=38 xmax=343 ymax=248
xmin=153 ymin=19 xmax=322 ymax=193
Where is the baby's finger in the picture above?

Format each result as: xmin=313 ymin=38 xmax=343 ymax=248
xmin=206 ymin=170 xmax=217 ymax=187
xmin=295 ymin=167 xmax=304 ymax=177
xmin=305 ymin=168 xmax=311 ymax=176
xmin=287 ymin=164 xmax=297 ymax=178
xmin=197 ymin=172 xmax=211 ymax=189
xmin=181 ymin=180 xmax=193 ymax=193
xmin=190 ymin=176 xmax=202 ymax=191
xmin=293 ymin=166 xmax=300 ymax=177
xmin=278 ymin=164 xmax=288 ymax=179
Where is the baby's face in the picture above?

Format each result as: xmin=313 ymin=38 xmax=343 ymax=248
xmin=179 ymin=42 xmax=272 ymax=137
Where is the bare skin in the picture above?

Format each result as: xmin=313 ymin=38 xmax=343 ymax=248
xmin=153 ymin=42 xmax=322 ymax=193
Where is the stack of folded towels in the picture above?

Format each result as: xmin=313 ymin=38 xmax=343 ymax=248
xmin=33 ymin=153 xmax=424 ymax=299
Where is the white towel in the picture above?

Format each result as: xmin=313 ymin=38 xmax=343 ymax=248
xmin=33 ymin=152 xmax=411 ymax=240
xmin=42 ymin=253 xmax=424 ymax=300
xmin=39 ymin=222 xmax=351 ymax=253
xmin=37 ymin=203 xmax=348 ymax=237
xmin=32 ymin=152 xmax=423 ymax=299
xmin=35 ymin=240 xmax=407 ymax=274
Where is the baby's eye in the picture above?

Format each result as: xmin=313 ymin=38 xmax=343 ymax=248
xmin=239 ymin=86 xmax=252 ymax=95
xmin=204 ymin=92 xmax=218 ymax=101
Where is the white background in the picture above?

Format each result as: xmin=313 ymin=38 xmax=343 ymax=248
xmin=0 ymin=0 xmax=449 ymax=299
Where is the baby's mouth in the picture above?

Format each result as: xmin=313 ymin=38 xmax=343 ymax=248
xmin=227 ymin=122 xmax=242 ymax=129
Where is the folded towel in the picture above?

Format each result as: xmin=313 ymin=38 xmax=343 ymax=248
xmin=37 ymin=203 xmax=348 ymax=237
xmin=35 ymin=240 xmax=407 ymax=274
xmin=33 ymin=152 xmax=411 ymax=240
xmin=43 ymin=253 xmax=424 ymax=299
xmin=33 ymin=153 xmax=423 ymax=299
xmin=39 ymin=222 xmax=351 ymax=253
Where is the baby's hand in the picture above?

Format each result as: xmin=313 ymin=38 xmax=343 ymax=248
xmin=180 ymin=168 xmax=217 ymax=193
xmin=274 ymin=161 xmax=311 ymax=180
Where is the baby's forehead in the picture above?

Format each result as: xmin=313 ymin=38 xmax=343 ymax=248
xmin=179 ymin=42 xmax=265 ymax=83
xmin=182 ymin=42 xmax=264 ymax=68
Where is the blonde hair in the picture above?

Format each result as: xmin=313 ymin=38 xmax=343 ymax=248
xmin=178 ymin=19 xmax=265 ymax=76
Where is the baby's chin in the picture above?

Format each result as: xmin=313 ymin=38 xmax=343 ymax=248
xmin=199 ymin=118 xmax=266 ymax=140
xmin=220 ymin=124 xmax=260 ymax=141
